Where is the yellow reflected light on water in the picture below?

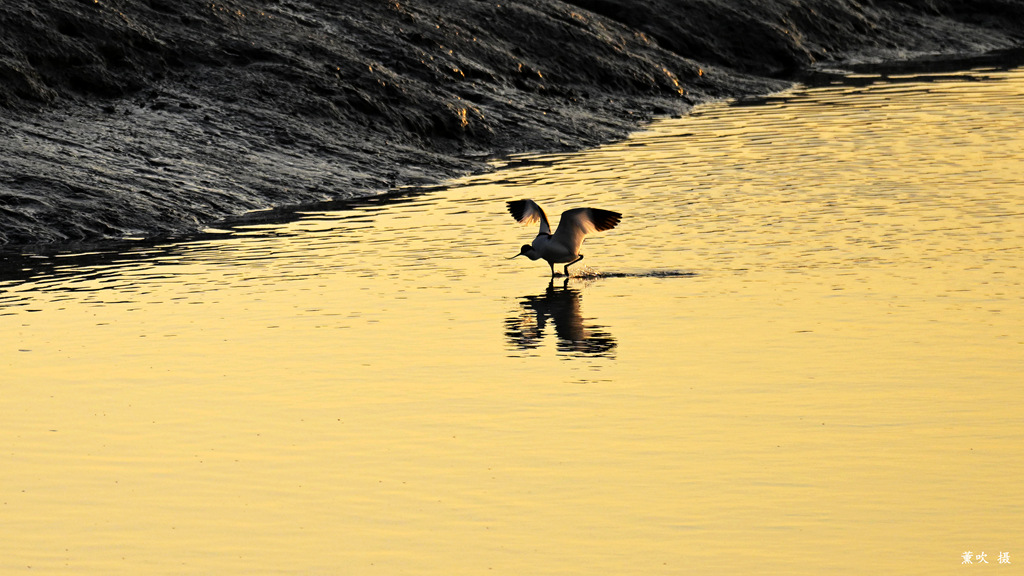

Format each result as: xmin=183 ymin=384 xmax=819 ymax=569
xmin=1 ymin=66 xmax=1023 ymax=575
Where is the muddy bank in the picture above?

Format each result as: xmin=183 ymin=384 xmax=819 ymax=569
xmin=1 ymin=0 xmax=1022 ymax=247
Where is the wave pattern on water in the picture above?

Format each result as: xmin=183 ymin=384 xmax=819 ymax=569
xmin=464 ymin=67 xmax=1024 ymax=287
xmin=1 ymin=62 xmax=1023 ymax=576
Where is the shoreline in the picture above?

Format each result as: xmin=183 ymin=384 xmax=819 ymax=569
xmin=2 ymin=0 xmax=1023 ymax=249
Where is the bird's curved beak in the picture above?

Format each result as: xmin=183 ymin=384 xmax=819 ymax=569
xmin=508 ymin=253 xmax=522 ymax=259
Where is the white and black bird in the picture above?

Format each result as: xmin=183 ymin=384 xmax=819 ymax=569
xmin=507 ymin=199 xmax=622 ymax=277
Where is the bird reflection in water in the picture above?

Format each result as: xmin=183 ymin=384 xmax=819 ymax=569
xmin=505 ymin=279 xmax=616 ymax=357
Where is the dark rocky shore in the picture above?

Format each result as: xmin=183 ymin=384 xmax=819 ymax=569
xmin=2 ymin=0 xmax=1023 ymax=247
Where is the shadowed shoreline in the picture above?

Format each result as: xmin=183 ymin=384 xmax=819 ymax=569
xmin=1 ymin=0 xmax=1023 ymax=248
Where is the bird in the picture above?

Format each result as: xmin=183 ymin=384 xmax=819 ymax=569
xmin=507 ymin=199 xmax=622 ymax=277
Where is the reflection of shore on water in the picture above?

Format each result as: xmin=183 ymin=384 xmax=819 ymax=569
xmin=505 ymin=279 xmax=616 ymax=358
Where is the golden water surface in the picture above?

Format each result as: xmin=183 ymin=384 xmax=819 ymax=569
xmin=2 ymin=65 xmax=1023 ymax=575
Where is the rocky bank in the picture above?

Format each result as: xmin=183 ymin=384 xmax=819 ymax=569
xmin=2 ymin=0 xmax=1023 ymax=247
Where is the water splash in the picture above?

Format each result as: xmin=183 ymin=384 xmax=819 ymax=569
xmin=562 ymin=267 xmax=697 ymax=279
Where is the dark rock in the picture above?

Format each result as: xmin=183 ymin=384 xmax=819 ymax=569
xmin=0 ymin=0 xmax=1022 ymax=247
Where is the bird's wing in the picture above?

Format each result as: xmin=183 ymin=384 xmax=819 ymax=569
xmin=552 ymin=208 xmax=622 ymax=254
xmin=507 ymin=199 xmax=551 ymax=235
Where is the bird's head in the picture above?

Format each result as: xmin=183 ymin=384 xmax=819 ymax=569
xmin=510 ymin=244 xmax=537 ymax=260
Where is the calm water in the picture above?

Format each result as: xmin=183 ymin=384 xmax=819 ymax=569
xmin=2 ymin=64 xmax=1023 ymax=575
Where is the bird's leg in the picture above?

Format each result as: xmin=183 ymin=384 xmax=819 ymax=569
xmin=548 ymin=261 xmax=556 ymax=277
xmin=564 ymin=255 xmax=584 ymax=277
